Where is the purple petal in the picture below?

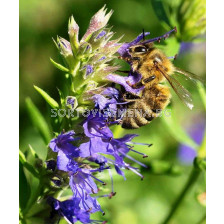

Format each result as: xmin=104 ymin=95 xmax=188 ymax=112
xmin=106 ymin=74 xmax=143 ymax=95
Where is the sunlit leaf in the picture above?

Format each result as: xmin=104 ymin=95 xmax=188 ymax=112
xmin=34 ymin=85 xmax=59 ymax=109
xmin=26 ymin=97 xmax=52 ymax=144
xmin=19 ymin=150 xmax=39 ymax=178
xmin=151 ymin=0 xmax=171 ymax=29
xmin=50 ymin=58 xmax=69 ymax=72
xmin=28 ymin=144 xmax=39 ymax=159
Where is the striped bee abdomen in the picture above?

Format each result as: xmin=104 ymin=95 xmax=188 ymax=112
xmin=121 ymin=84 xmax=171 ymax=129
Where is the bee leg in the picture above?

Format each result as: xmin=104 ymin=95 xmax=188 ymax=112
xmin=132 ymin=57 xmax=141 ymax=61
xmin=142 ymin=75 xmax=156 ymax=84
xmin=123 ymin=92 xmax=141 ymax=102
xmin=126 ymin=80 xmax=144 ymax=89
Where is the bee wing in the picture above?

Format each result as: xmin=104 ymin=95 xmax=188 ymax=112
xmin=157 ymin=65 xmax=194 ymax=109
xmin=174 ymin=67 xmax=205 ymax=85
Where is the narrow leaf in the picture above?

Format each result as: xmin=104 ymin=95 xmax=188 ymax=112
xmin=19 ymin=150 xmax=39 ymax=178
xmin=34 ymin=85 xmax=59 ymax=109
xmin=151 ymin=0 xmax=171 ymax=28
xmin=26 ymin=97 xmax=51 ymax=144
xmin=57 ymin=88 xmax=65 ymax=106
xmin=28 ymin=144 xmax=39 ymax=159
xmin=19 ymin=161 xmax=31 ymax=210
xmin=50 ymin=58 xmax=69 ymax=72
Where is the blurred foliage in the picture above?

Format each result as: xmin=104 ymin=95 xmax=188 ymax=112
xmin=20 ymin=0 xmax=206 ymax=223
xmin=152 ymin=0 xmax=206 ymax=41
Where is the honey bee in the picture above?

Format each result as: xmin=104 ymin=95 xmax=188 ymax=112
xmin=119 ymin=42 xmax=203 ymax=129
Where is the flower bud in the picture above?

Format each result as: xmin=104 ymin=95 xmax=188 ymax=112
xmin=76 ymin=42 xmax=92 ymax=59
xmin=56 ymin=37 xmax=76 ymax=70
xmin=81 ymin=5 xmax=113 ymax=42
xmin=68 ymin=15 xmax=79 ymax=53
xmin=66 ymin=96 xmax=78 ymax=109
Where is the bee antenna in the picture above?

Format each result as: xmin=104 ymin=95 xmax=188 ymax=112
xmin=142 ymin=29 xmax=145 ymax=41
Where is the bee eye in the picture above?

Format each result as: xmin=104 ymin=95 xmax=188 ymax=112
xmin=134 ymin=47 xmax=147 ymax=53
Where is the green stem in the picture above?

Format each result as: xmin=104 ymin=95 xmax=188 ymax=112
xmin=162 ymin=166 xmax=201 ymax=224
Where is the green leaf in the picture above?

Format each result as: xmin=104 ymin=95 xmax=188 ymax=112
xmin=26 ymin=97 xmax=52 ymax=144
xmin=57 ymin=88 xmax=65 ymax=106
xmin=28 ymin=144 xmax=39 ymax=159
xmin=151 ymin=0 xmax=171 ymax=28
xmin=161 ymin=114 xmax=199 ymax=150
xmin=19 ymin=161 xmax=31 ymax=210
xmin=19 ymin=150 xmax=39 ymax=178
xmin=155 ymin=37 xmax=180 ymax=57
xmin=50 ymin=58 xmax=69 ymax=72
xmin=34 ymin=85 xmax=59 ymax=109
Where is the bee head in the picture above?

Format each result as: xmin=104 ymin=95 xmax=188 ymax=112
xmin=128 ymin=43 xmax=153 ymax=58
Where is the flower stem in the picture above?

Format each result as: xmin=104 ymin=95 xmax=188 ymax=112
xmin=162 ymin=165 xmax=201 ymax=224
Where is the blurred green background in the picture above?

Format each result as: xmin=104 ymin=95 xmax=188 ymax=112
xmin=20 ymin=0 xmax=206 ymax=223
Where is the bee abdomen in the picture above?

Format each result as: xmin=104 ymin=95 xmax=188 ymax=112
xmin=121 ymin=104 xmax=152 ymax=129
xmin=121 ymin=85 xmax=171 ymax=129
xmin=121 ymin=117 xmax=140 ymax=129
